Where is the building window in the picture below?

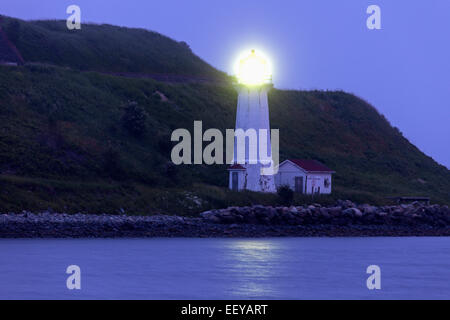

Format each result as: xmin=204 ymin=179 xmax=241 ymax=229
xmin=324 ymin=178 xmax=330 ymax=188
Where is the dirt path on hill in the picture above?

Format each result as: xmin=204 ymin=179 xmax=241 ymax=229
xmin=99 ymin=71 xmax=231 ymax=85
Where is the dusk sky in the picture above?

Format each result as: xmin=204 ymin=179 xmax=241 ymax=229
xmin=1 ymin=0 xmax=449 ymax=168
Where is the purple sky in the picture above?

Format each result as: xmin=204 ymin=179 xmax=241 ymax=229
xmin=1 ymin=0 xmax=449 ymax=168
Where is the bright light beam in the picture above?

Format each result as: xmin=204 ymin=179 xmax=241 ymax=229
xmin=236 ymin=49 xmax=272 ymax=85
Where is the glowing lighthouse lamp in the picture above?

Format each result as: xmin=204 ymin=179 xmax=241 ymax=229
xmin=228 ymin=49 xmax=277 ymax=193
xmin=236 ymin=49 xmax=272 ymax=85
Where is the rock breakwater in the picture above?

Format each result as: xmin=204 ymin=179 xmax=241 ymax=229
xmin=0 ymin=201 xmax=448 ymax=238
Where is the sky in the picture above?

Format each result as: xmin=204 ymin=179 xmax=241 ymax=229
xmin=1 ymin=0 xmax=449 ymax=168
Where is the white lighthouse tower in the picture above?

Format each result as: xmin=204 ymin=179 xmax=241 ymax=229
xmin=228 ymin=50 xmax=276 ymax=193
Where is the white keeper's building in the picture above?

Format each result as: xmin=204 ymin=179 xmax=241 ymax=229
xmin=275 ymin=159 xmax=334 ymax=194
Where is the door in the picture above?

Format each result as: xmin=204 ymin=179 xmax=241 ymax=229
xmin=294 ymin=176 xmax=303 ymax=194
xmin=232 ymin=172 xmax=239 ymax=191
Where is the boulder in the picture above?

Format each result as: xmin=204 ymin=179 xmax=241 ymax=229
xmin=319 ymin=208 xmax=330 ymax=218
xmin=289 ymin=206 xmax=298 ymax=214
xmin=338 ymin=200 xmax=355 ymax=208
xmin=342 ymin=208 xmax=363 ymax=217
xmin=361 ymin=205 xmax=378 ymax=215
xmin=327 ymin=206 xmax=342 ymax=216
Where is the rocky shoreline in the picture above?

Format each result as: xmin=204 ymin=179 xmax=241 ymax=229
xmin=0 ymin=201 xmax=449 ymax=238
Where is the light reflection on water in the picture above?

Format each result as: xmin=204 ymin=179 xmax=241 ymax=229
xmin=222 ymin=240 xmax=281 ymax=298
xmin=0 ymin=237 xmax=448 ymax=299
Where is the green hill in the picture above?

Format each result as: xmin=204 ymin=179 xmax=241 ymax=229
xmin=0 ymin=16 xmax=448 ymax=214
xmin=0 ymin=16 xmax=227 ymax=80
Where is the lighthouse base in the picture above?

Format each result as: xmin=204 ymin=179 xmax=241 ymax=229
xmin=228 ymin=164 xmax=276 ymax=193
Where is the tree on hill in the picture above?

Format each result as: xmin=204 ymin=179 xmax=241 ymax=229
xmin=121 ymin=101 xmax=148 ymax=137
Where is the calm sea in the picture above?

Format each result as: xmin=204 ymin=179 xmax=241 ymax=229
xmin=0 ymin=237 xmax=448 ymax=299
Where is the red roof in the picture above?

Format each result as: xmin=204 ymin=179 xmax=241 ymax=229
xmin=287 ymin=159 xmax=334 ymax=173
xmin=228 ymin=164 xmax=246 ymax=170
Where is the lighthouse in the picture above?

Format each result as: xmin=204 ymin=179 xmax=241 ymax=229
xmin=228 ymin=50 xmax=277 ymax=193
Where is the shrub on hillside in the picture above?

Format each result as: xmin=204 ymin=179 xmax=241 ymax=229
xmin=121 ymin=101 xmax=148 ymax=136
xmin=277 ymin=185 xmax=294 ymax=205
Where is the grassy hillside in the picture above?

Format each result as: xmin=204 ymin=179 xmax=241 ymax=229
xmin=0 ymin=16 xmax=227 ymax=80
xmin=0 ymin=17 xmax=448 ymax=214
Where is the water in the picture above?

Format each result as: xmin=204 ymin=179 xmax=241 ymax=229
xmin=0 ymin=237 xmax=448 ymax=299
